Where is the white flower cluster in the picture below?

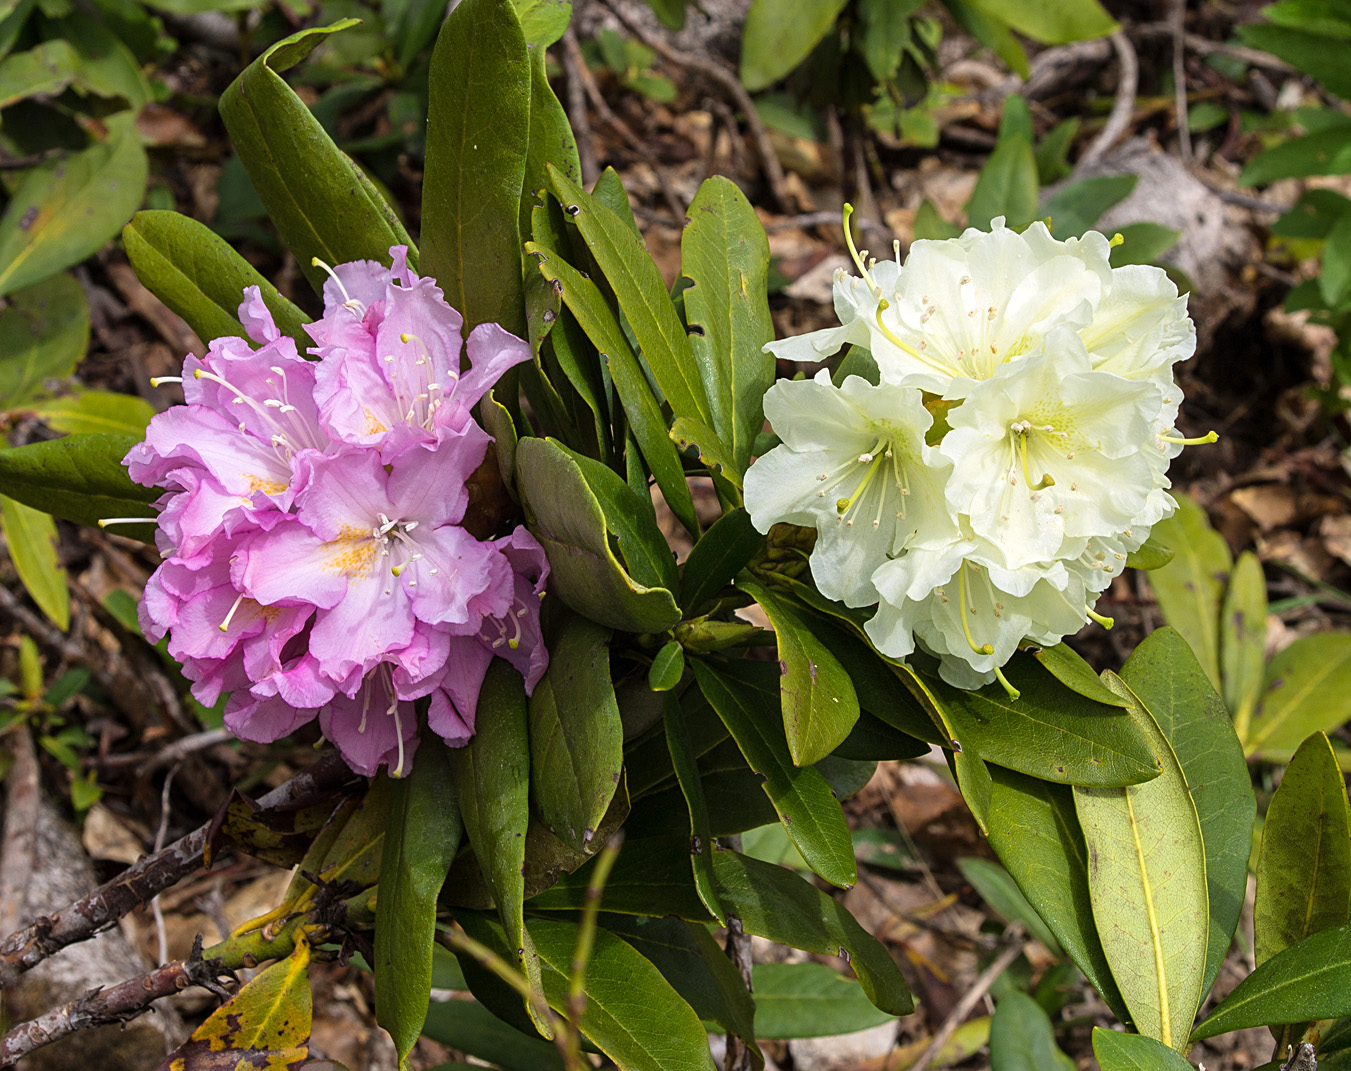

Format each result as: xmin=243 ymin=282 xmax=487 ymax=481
xmin=745 ymin=216 xmax=1206 ymax=694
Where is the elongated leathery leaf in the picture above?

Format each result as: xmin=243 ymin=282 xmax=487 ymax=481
xmin=423 ymin=0 xmax=529 ymax=336
xmin=1192 ymin=923 xmax=1351 ymax=1040
xmin=124 ymin=210 xmax=310 ymax=351
xmin=680 ymin=177 xmax=774 ymax=475
xmin=1255 ymin=731 xmax=1351 ymax=965
xmin=547 ymin=165 xmax=711 ymax=427
xmin=664 ymin=693 xmax=725 ymax=924
xmin=1246 ymin=632 xmax=1351 ymax=757
xmin=515 ymin=437 xmax=679 ymax=633
xmin=526 ymin=240 xmax=699 ymax=536
xmin=1074 ymin=673 xmax=1208 ymax=1051
xmin=753 ymin=961 xmax=895 ymax=1040
xmin=692 ymin=661 xmax=856 ymax=889
xmin=30 ymin=392 xmax=154 ymax=437
xmin=989 ymin=990 xmax=1074 ymax=1071
xmin=985 ymin=766 xmax=1130 ymax=1024
xmin=376 ymin=750 xmax=462 ymax=1067
xmin=679 ymin=508 xmax=761 ymax=611
xmin=1146 ymin=493 xmax=1230 ymax=691
xmin=1221 ymin=551 xmax=1267 ymax=732
xmin=738 ymin=575 xmax=859 ymax=767
xmin=1092 ymin=1027 xmax=1195 ymax=1071
xmin=529 ymin=917 xmax=717 ymax=1071
xmin=220 ymin=21 xmax=415 ymax=295
xmin=528 ymin=615 xmax=623 ymax=851
xmin=1121 ymin=628 xmax=1254 ymax=1001
xmin=521 ymin=46 xmax=580 ymax=253
xmin=0 ymin=434 xmax=158 ymax=534
xmin=0 ymin=273 xmax=88 ymax=408
xmin=1 ymin=495 xmax=69 ymax=630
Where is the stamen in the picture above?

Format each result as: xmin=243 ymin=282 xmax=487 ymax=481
xmin=98 ymin=516 xmax=156 ymax=527
xmin=1016 ymin=429 xmax=1055 ymax=490
xmin=149 ymin=376 xmax=183 ymax=387
xmin=841 ymin=203 xmax=877 ymax=289
xmin=1160 ymin=430 xmax=1219 ymax=446
xmin=993 ymin=666 xmax=1021 ymax=700
xmin=957 ymin=562 xmax=995 ymax=657
xmin=1086 ymin=606 xmax=1115 ymax=630
xmin=219 ymin=593 xmax=246 ymax=633
xmin=312 ymin=257 xmax=365 ymax=313
xmin=875 ymin=300 xmax=952 ymax=374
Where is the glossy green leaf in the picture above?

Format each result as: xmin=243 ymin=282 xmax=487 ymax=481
xmin=1221 ymin=551 xmax=1267 ymax=727
xmin=649 ymin=641 xmax=684 ymax=692
xmin=1092 ymin=1027 xmax=1196 ymax=1071
xmin=1042 ymin=174 xmax=1138 ymax=238
xmin=1255 ymin=731 xmax=1351 ymax=966
xmin=451 ymin=662 xmax=536 ymax=991
xmin=0 ymin=433 xmax=158 ymax=533
xmin=1126 ymin=533 xmax=1175 ymax=571
xmin=527 ymin=835 xmax=714 ymax=919
xmin=526 ymin=241 xmax=698 ymax=535
xmin=219 ymin=21 xmax=415 ymax=295
xmin=528 ymin=916 xmax=717 ymax=1071
xmin=0 ymin=40 xmax=79 ymax=107
xmin=1032 ymin=643 xmax=1132 ymax=708
xmin=0 ymin=272 xmax=88 ymax=409
xmin=1074 ymin=674 xmax=1208 ymax=1051
xmin=965 ymin=0 xmax=1118 ymax=42
xmin=1120 ymin=628 xmax=1255 ymax=1000
xmin=376 ymin=749 xmax=462 ymax=1066
xmin=1 ymin=494 xmax=69 ymax=630
xmin=515 ymin=437 xmax=678 ymax=631
xmin=547 ymin=166 xmax=710 ymax=427
xmin=692 ymin=661 xmax=856 ymax=889
xmin=521 ymin=45 xmax=580 ymax=245
xmin=1146 ymin=493 xmax=1231 ymax=691
xmin=989 ymin=991 xmax=1074 ymax=1071
xmin=669 ymin=415 xmax=741 ymax=487
xmin=1242 ymin=125 xmax=1351 ymax=186
xmin=1246 ymin=632 xmax=1351 ymax=756
xmin=1192 ymin=923 xmax=1351 ymax=1040
xmin=663 ymin=693 xmax=724 ymax=924
xmin=0 ymin=118 xmax=146 ymax=299
xmin=680 ymin=176 xmax=774 ymax=474
xmin=902 ymin=655 xmax=1160 ymax=786
xmin=514 ymin=0 xmax=571 ymax=48
xmin=968 ymin=128 xmax=1038 ymax=230
xmin=957 ymin=857 xmax=1060 ymax=953
xmin=29 ymin=391 xmax=153 ymax=437
xmin=123 ymin=210 xmax=310 ymax=351
xmin=1239 ymin=22 xmax=1351 ymax=102
xmin=752 ymin=961 xmax=895 ymax=1039
xmin=529 ymin=615 xmax=623 ymax=851
xmin=422 ymin=0 xmax=529 ymax=335
xmin=738 ymin=576 xmax=860 ymax=767
xmin=679 ymin=508 xmax=761 ymax=611
xmin=713 ymin=849 xmax=912 ymax=1016
xmin=952 ymin=746 xmax=993 ymax=834
xmin=739 ymin=0 xmax=849 ymax=91
xmin=421 ymin=997 xmax=563 ymax=1071
xmin=1110 ymin=223 xmax=1182 ymax=268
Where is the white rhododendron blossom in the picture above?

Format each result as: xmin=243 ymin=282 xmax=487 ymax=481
xmin=746 ymin=214 xmax=1209 ymax=694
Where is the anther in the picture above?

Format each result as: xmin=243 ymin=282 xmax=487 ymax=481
xmin=150 ymin=376 xmax=183 ymax=387
xmin=1086 ymin=606 xmax=1115 ymax=630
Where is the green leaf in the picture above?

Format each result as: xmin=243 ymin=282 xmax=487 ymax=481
xmin=1092 ymin=1027 xmax=1196 ymax=1071
xmin=738 ymin=0 xmax=849 ymax=91
xmin=968 ymin=130 xmax=1038 ymax=230
xmin=123 ymin=210 xmax=310 ymax=352
xmin=1239 ymin=22 xmax=1351 ymax=101
xmin=1074 ymin=673 xmax=1208 ymax=1051
xmin=0 ymin=273 xmax=88 ymax=408
xmin=713 ymin=849 xmax=913 ymax=1015
xmin=901 ymin=655 xmax=1160 ymax=786
xmin=1271 ymin=188 xmax=1351 ymax=240
xmin=649 ymin=641 xmax=684 ymax=692
xmin=1031 ymin=643 xmax=1132 ymax=708
xmin=0 ymin=116 xmax=147 ymax=299
xmin=1324 ymin=211 xmax=1351 ymax=306
xmin=526 ymin=241 xmax=699 ymax=535
xmin=376 ymin=750 xmax=462 ymax=1067
xmin=1126 ymin=533 xmax=1175 ymax=571
xmin=965 ymin=0 xmax=1118 ymax=43
xmin=513 ymin=0 xmax=571 ymax=48
xmin=422 ymin=0 xmax=530 ymax=336
xmin=219 ymin=20 xmax=415 ymax=295
xmin=1246 ymin=632 xmax=1351 ymax=756
xmin=946 ymin=0 xmax=1028 ymax=77
xmin=546 ymin=166 xmax=711 ymax=427
xmin=29 ymin=391 xmax=153 ymax=436
xmin=421 ymin=997 xmax=564 ymax=1071
xmin=669 ymin=415 xmax=742 ymax=487
xmin=1241 ymin=125 xmax=1351 ymax=186
xmin=1043 ymin=175 xmax=1138 ymax=238
xmin=1192 ymin=923 xmax=1351 ymax=1040
xmin=528 ymin=916 xmax=717 ymax=1071
xmin=528 ymin=615 xmax=623 ymax=851
xmin=0 ymin=494 xmax=69 ymax=630
xmin=521 ymin=45 xmax=580 ymax=247
xmin=0 ymin=40 xmax=80 ymax=108
xmin=957 ymin=857 xmax=1060 ymax=954
xmin=680 ymin=176 xmax=774 ymax=475
xmin=1255 ymin=731 xmax=1351 ymax=966
xmin=692 ymin=661 xmax=856 ymax=889
xmin=737 ymin=576 xmax=859 ymax=766
xmin=912 ymin=198 xmax=962 ymax=240
xmin=1109 ymin=223 xmax=1181 ymax=267
xmin=679 ymin=508 xmax=762 ymax=611
xmin=451 ymin=662 xmax=537 ymax=996
xmin=989 ymin=991 xmax=1074 ymax=1071
xmin=515 ymin=436 xmax=680 ymax=632
xmin=1221 ymin=551 xmax=1267 ymax=728
xmin=1146 ymin=493 xmax=1231 ymax=691
xmin=663 ymin=694 xmax=724 ymax=924
xmin=1120 ymin=628 xmax=1255 ymax=1001
xmin=751 ymin=961 xmax=895 ymax=1039
xmin=0 ymin=433 xmax=158 ymax=533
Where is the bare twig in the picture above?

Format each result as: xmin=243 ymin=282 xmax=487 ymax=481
xmin=908 ymin=930 xmax=1026 ymax=1071
xmin=136 ymin=728 xmax=235 ymax=777
xmin=1132 ymin=22 xmax=1295 ymax=73
xmin=1171 ymin=0 xmax=1192 ymax=162
xmin=151 ymin=766 xmax=179 ymax=969
xmin=0 ymin=750 xmax=356 ymax=987
xmin=1081 ymin=32 xmax=1139 ymax=166
xmin=596 ymin=0 xmax=793 ymax=213
xmin=561 ymin=28 xmax=600 ymax=186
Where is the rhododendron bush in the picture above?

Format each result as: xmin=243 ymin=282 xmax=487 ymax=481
xmin=11 ymin=2 xmax=1345 ymax=1069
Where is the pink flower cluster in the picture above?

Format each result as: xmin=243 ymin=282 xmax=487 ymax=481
xmin=126 ymin=247 xmax=546 ymax=776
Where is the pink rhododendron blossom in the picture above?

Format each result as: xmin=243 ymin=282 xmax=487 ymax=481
xmin=123 ymin=247 xmax=543 ymax=777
